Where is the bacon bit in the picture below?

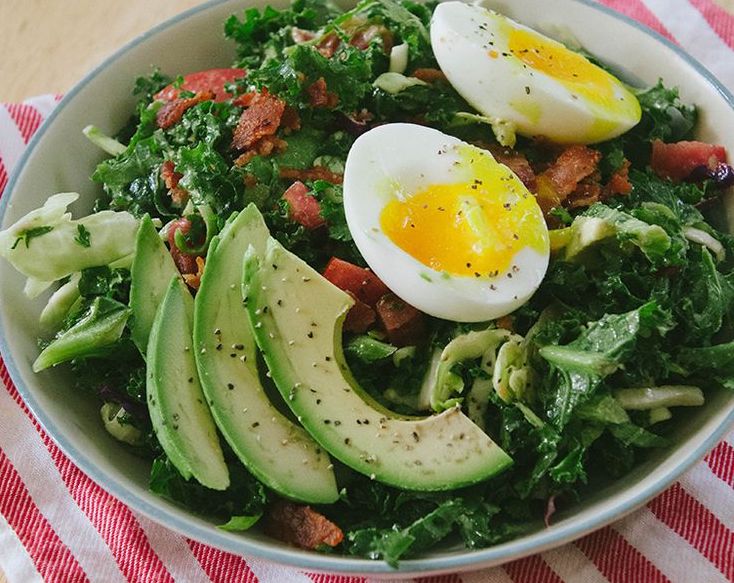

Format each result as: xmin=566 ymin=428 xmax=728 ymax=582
xmin=156 ymin=91 xmax=214 ymax=129
xmin=604 ymin=159 xmax=633 ymax=197
xmin=232 ymin=91 xmax=257 ymax=107
xmin=535 ymin=145 xmax=601 ymax=216
xmin=244 ymin=174 xmax=258 ymax=188
xmin=306 ymin=77 xmax=339 ymax=109
xmin=182 ymin=256 xmax=206 ymax=290
xmin=411 ymin=68 xmax=448 ymax=83
xmin=487 ymin=145 xmax=537 ymax=192
xmin=160 ymin=161 xmax=189 ymax=206
xmin=291 ymin=27 xmax=316 ymax=44
xmin=567 ymin=180 xmax=602 ymax=209
xmin=496 ymin=315 xmax=514 ymax=331
xmin=264 ymin=500 xmax=344 ymax=550
xmin=161 ymin=161 xmax=182 ymax=190
xmin=234 ymin=151 xmax=258 ymax=167
xmin=281 ymin=106 xmax=301 ymax=132
xmin=541 ymin=145 xmax=601 ymax=197
xmin=344 ymin=291 xmax=376 ymax=333
xmin=350 ymin=24 xmax=393 ymax=53
xmin=234 ymin=136 xmax=288 ymax=167
xmin=167 ymin=218 xmax=200 ymax=275
xmin=232 ymin=91 xmax=286 ymax=151
xmin=282 ymin=181 xmax=325 ymax=230
xmin=317 ymin=32 xmax=341 ymax=58
xmin=279 ymin=166 xmax=344 ymax=185
xmin=376 ymin=293 xmax=426 ymax=347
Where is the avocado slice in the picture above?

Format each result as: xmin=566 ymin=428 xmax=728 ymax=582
xmin=243 ymin=238 xmax=513 ymax=491
xmin=129 ymin=215 xmax=180 ymax=353
xmin=147 ymin=276 xmax=229 ymax=490
xmin=194 ymin=205 xmax=338 ymax=504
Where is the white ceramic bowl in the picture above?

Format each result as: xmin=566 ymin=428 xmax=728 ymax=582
xmin=1 ymin=0 xmax=733 ymax=577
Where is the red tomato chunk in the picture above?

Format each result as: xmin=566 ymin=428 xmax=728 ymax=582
xmin=376 ymin=293 xmax=426 ymax=347
xmin=343 ymin=292 xmax=376 ymax=334
xmin=322 ymin=258 xmax=389 ymax=307
xmin=282 ymin=181 xmax=325 ymax=230
xmin=651 ymin=139 xmax=727 ymax=181
xmin=154 ymin=68 xmax=246 ymax=103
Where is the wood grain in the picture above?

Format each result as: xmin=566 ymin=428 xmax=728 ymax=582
xmin=0 ymin=0 xmax=206 ymax=102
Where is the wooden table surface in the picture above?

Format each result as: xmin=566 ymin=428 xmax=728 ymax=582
xmin=0 ymin=0 xmax=207 ymax=103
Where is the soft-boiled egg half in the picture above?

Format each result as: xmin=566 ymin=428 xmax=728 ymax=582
xmin=343 ymin=124 xmax=550 ymax=322
xmin=431 ymin=2 xmax=641 ymax=144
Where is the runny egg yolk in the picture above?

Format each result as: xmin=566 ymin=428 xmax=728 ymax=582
xmin=379 ymin=146 xmax=547 ymax=278
xmin=506 ymin=26 xmax=640 ymax=138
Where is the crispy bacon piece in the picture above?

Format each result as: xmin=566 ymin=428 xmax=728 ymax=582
xmin=279 ymin=166 xmax=344 ymax=185
xmin=182 ymin=256 xmax=205 ymax=291
xmin=535 ymin=145 xmax=601 ymax=214
xmin=306 ymin=77 xmax=338 ymax=109
xmin=282 ymin=181 xmax=325 ymax=229
xmin=487 ymin=145 xmax=537 ymax=192
xmin=376 ymin=293 xmax=426 ymax=347
xmin=604 ymin=159 xmax=633 ymax=197
xmin=650 ymin=139 xmax=727 ymax=181
xmin=281 ymin=106 xmax=301 ymax=132
xmin=323 ymin=258 xmax=390 ymax=307
xmin=306 ymin=77 xmax=339 ymax=109
xmin=264 ymin=501 xmax=344 ymax=550
xmin=411 ymin=68 xmax=448 ymax=83
xmin=234 ymin=136 xmax=288 ymax=167
xmin=567 ymin=178 xmax=602 ymax=209
xmin=496 ymin=315 xmax=514 ymax=332
xmin=542 ymin=145 xmax=601 ymax=196
xmin=167 ymin=218 xmax=200 ymax=275
xmin=232 ymin=91 xmax=257 ymax=107
xmin=160 ymin=161 xmax=189 ymax=206
xmin=156 ymin=91 xmax=214 ymax=130
xmin=232 ymin=91 xmax=286 ymax=151
xmin=344 ymin=291 xmax=377 ymax=333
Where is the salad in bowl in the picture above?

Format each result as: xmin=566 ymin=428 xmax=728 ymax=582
xmin=1 ymin=0 xmax=733 ymax=568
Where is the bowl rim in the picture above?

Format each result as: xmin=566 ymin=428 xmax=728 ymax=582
xmin=1 ymin=0 xmax=734 ymax=576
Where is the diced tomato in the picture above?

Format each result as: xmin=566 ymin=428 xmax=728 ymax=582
xmin=264 ymin=500 xmax=343 ymax=550
xmin=167 ymin=218 xmax=199 ymax=275
xmin=155 ymin=68 xmax=246 ymax=103
xmin=349 ymin=24 xmax=393 ymax=53
xmin=282 ymin=181 xmax=325 ymax=230
xmin=343 ymin=291 xmax=376 ymax=333
xmin=650 ymin=139 xmax=728 ymax=181
xmin=375 ymin=293 xmax=426 ymax=347
xmin=322 ymin=258 xmax=390 ymax=307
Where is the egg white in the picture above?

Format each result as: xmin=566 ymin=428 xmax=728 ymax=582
xmin=342 ymin=123 xmax=550 ymax=322
xmin=430 ymin=2 xmax=641 ymax=144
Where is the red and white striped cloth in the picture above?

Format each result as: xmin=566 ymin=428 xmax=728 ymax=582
xmin=1 ymin=1 xmax=733 ymax=581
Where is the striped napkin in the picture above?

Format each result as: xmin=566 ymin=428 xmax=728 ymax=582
xmin=1 ymin=1 xmax=733 ymax=581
